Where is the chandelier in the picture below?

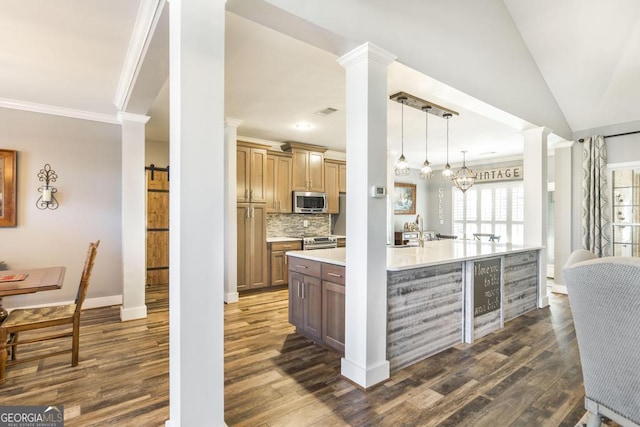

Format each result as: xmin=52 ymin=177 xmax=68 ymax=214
xmin=453 ymin=150 xmax=476 ymax=192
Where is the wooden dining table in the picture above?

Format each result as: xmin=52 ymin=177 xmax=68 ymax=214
xmin=0 ymin=266 xmax=66 ymax=321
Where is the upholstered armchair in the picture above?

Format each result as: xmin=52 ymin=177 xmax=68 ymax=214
xmin=563 ymin=250 xmax=640 ymax=427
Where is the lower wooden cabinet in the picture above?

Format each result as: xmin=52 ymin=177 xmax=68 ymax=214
xmin=289 ymin=271 xmax=322 ymax=341
xmin=288 ymin=257 xmax=345 ymax=353
xmin=269 ymin=240 xmax=302 ymax=286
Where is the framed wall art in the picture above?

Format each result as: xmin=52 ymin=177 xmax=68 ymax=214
xmin=394 ymin=182 xmax=416 ymax=215
xmin=0 ymin=149 xmax=17 ymax=227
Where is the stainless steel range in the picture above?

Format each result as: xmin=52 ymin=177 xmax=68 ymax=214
xmin=302 ymin=236 xmax=338 ymax=250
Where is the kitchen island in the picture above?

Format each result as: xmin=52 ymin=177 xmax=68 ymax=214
xmin=287 ymin=240 xmax=542 ymax=371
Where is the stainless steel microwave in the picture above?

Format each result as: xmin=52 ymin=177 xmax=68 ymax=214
xmin=293 ymin=191 xmax=327 ymax=213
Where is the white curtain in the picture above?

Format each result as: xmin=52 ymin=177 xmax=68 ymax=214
xmin=581 ymin=135 xmax=611 ymax=256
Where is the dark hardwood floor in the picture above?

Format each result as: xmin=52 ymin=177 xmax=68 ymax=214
xmin=0 ymin=283 xmax=592 ymax=426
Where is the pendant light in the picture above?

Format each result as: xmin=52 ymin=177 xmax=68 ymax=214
xmin=453 ymin=150 xmax=476 ymax=192
xmin=442 ymin=113 xmax=453 ymax=179
xmin=419 ymin=106 xmax=433 ymax=179
xmin=394 ymin=96 xmax=410 ymax=176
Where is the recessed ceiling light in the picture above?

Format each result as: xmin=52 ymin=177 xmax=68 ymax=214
xmin=295 ymin=122 xmax=312 ymax=131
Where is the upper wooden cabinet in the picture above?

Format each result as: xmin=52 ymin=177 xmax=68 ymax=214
xmin=237 ymin=142 xmax=269 ymax=203
xmin=282 ymin=141 xmax=327 ymax=192
xmin=324 ymin=160 xmax=341 ymax=214
xmin=266 ymin=152 xmax=293 ymax=213
xmin=338 ymin=163 xmax=347 ymax=193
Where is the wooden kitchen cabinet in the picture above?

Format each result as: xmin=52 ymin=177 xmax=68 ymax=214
xmin=282 ymin=141 xmax=327 ymax=192
xmin=288 ymin=257 xmax=345 ymax=354
xmin=265 ymin=152 xmax=293 ymax=213
xmin=237 ymin=142 xmax=268 ymax=203
xmin=237 ymin=203 xmax=268 ymax=290
xmin=324 ymin=160 xmax=341 ymax=214
xmin=338 ymin=162 xmax=347 ymax=193
xmin=322 ymin=264 xmax=345 ymax=353
xmin=289 ymin=269 xmax=322 ymax=341
xmin=269 ymin=240 xmax=301 ymax=286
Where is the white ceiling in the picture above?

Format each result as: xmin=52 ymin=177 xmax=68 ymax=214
xmin=3 ymin=1 xmax=640 ymax=169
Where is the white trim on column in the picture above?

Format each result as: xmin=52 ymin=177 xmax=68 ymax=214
xmin=224 ymin=117 xmax=242 ymax=304
xmin=0 ymin=97 xmax=119 ymax=124
xmin=117 ymin=111 xmax=151 ymax=123
xmin=113 ymin=0 xmax=167 ymax=111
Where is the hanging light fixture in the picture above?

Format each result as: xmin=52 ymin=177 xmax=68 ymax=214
xmin=419 ymin=106 xmax=433 ymax=179
xmin=453 ymin=150 xmax=476 ymax=192
xmin=394 ymin=96 xmax=411 ymax=176
xmin=442 ymin=113 xmax=453 ymax=179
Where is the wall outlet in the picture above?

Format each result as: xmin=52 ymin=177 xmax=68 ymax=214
xmin=303 ymin=220 xmax=309 ymax=227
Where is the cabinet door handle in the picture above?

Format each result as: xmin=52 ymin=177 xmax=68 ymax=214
xmin=301 ymin=282 xmax=305 ymax=299
xmin=246 ymin=208 xmax=250 ymax=219
xmin=295 ymin=264 xmax=307 ymax=269
xmin=327 ymin=272 xmax=342 ymax=278
xmin=284 ymin=256 xmax=287 ymax=265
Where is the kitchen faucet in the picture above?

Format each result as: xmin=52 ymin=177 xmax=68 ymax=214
xmin=415 ymin=214 xmax=425 ymax=247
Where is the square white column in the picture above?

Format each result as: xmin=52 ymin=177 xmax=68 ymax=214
xmin=167 ymin=0 xmax=225 ymax=425
xmin=523 ymin=127 xmax=550 ymax=308
xmin=338 ymin=42 xmax=396 ymax=388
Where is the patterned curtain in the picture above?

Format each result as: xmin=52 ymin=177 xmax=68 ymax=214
xmin=581 ymin=135 xmax=611 ymax=256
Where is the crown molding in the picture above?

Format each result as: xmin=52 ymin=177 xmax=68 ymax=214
xmin=113 ymin=0 xmax=166 ymax=110
xmin=0 ymin=97 xmax=119 ymax=124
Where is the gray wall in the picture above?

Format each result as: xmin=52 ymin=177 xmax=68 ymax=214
xmin=145 ymin=138 xmax=169 ymax=167
xmin=0 ymin=108 xmax=123 ymax=308
xmin=393 ymin=168 xmax=430 ymax=233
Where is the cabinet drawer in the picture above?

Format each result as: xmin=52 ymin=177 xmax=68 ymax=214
xmin=288 ymin=257 xmax=321 ymax=277
xmin=271 ymin=240 xmax=302 ymax=252
xmin=322 ymin=264 xmax=345 ymax=285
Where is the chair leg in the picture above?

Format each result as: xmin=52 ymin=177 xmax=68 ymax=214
xmin=9 ymin=332 xmax=17 ymax=361
xmin=72 ymin=317 xmax=80 ymax=366
xmin=0 ymin=328 xmax=7 ymax=384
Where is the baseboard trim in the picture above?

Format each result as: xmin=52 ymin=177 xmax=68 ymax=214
xmin=120 ymin=304 xmax=148 ymax=321
xmin=4 ymin=294 xmax=123 ymax=311
xmin=224 ymin=292 xmax=239 ymax=304
xmin=341 ymin=357 xmax=390 ymax=389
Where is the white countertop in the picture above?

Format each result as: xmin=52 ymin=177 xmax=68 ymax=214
xmin=286 ymin=240 xmax=542 ymax=270
xmin=286 ymin=247 xmax=346 ymax=266
xmin=266 ymin=237 xmax=303 ymax=243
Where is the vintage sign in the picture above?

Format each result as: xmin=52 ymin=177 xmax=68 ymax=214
xmin=473 ymin=258 xmax=501 ymax=317
xmin=473 ymin=164 xmax=523 ymax=183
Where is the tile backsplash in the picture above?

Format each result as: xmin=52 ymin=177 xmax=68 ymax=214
xmin=267 ymin=213 xmax=331 ymax=237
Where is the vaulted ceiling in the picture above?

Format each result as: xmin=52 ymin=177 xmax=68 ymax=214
xmin=2 ymin=0 xmax=639 ymax=168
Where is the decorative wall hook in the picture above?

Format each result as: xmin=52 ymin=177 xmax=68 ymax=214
xmin=36 ymin=164 xmax=59 ymax=210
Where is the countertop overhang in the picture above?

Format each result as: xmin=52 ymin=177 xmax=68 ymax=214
xmin=286 ymin=240 xmax=543 ymax=270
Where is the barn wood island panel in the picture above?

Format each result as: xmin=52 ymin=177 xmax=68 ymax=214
xmin=286 ymin=240 xmax=541 ymax=372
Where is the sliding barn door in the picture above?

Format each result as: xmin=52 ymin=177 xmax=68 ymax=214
xmin=146 ymin=167 xmax=169 ymax=285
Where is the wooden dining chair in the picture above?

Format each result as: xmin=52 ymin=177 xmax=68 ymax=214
xmin=0 ymin=240 xmax=99 ymax=384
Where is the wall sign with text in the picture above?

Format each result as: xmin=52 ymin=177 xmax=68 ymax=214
xmin=473 ymin=164 xmax=523 ymax=183
xmin=473 ymin=258 xmax=502 ymax=317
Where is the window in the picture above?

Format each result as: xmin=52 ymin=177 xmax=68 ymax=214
xmin=611 ymin=167 xmax=640 ymax=257
xmin=452 ymin=181 xmax=524 ymax=243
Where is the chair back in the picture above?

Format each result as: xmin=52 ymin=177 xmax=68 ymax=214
xmin=563 ymin=250 xmax=640 ymax=425
xmin=74 ymin=240 xmax=100 ymax=313
xmin=436 ymin=234 xmax=458 ymax=240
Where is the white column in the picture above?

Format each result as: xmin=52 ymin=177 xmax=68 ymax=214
xmin=119 ymin=112 xmax=149 ymax=321
xmin=552 ymin=140 xmax=574 ymax=292
xmin=167 ymin=0 xmax=225 ymax=426
xmin=522 ymin=127 xmax=550 ymax=308
xmin=224 ymin=118 xmax=242 ymax=303
xmin=338 ymin=42 xmax=396 ymax=389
